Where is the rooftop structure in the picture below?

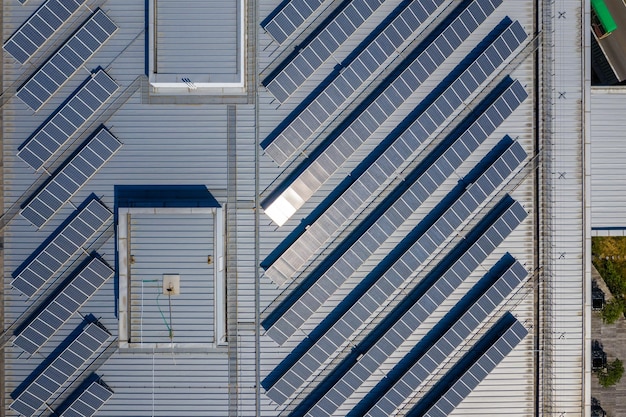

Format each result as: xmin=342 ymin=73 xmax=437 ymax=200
xmin=0 ymin=0 xmax=590 ymax=416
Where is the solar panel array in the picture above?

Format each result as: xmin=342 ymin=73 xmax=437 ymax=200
xmin=21 ymin=127 xmax=122 ymax=229
xmin=265 ymin=0 xmax=411 ymax=102
xmin=4 ymin=0 xmax=87 ymax=64
xmin=265 ymin=0 xmax=481 ymax=167
xmin=12 ymin=198 xmax=112 ymax=298
xmin=18 ymin=69 xmax=119 ymax=171
xmin=264 ymin=79 xmax=528 ymax=287
xmin=264 ymin=193 xmax=528 ymax=404
xmin=60 ymin=378 xmax=114 ymax=417
xmin=14 ymin=257 xmax=113 ymax=355
xmin=263 ymin=14 xmax=527 ymax=228
xmin=262 ymin=0 xmax=327 ymax=44
xmin=409 ymin=319 xmax=528 ymax=417
xmin=10 ymin=322 xmax=111 ymax=417
xmin=16 ymin=9 xmax=118 ymax=112
xmin=265 ymin=139 xmax=527 ymax=347
xmin=363 ymin=262 xmax=528 ymax=417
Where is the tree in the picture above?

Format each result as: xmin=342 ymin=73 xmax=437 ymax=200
xmin=602 ymin=298 xmax=624 ymax=324
xmin=603 ymin=260 xmax=626 ymax=297
xmin=597 ymin=358 xmax=624 ymax=387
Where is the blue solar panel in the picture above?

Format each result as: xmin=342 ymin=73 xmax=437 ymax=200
xmin=16 ymin=9 xmax=117 ymax=112
xmin=264 ymin=177 xmax=527 ymax=404
xmin=267 ymin=87 xmax=526 ymax=345
xmin=262 ymin=0 xmax=325 ymax=44
xmin=264 ymin=78 xmax=527 ymax=291
xmin=21 ymin=127 xmax=121 ymax=229
xmin=4 ymin=0 xmax=86 ymax=64
xmin=263 ymin=0 xmax=458 ymax=165
xmin=12 ymin=198 xmax=112 ymax=298
xmin=361 ymin=262 xmax=528 ymax=417
xmin=14 ymin=257 xmax=113 ymax=355
xmin=266 ymin=0 xmax=413 ymax=102
xmin=10 ymin=322 xmax=110 ymax=417
xmin=59 ymin=378 xmax=113 ymax=417
xmin=263 ymin=6 xmax=526 ymax=230
xmin=18 ymin=69 xmax=119 ymax=171
xmin=410 ymin=319 xmax=528 ymax=417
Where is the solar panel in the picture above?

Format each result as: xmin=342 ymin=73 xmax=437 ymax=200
xmin=14 ymin=257 xmax=113 ymax=355
xmin=263 ymin=8 xmax=526 ymax=229
xmin=264 ymin=194 xmax=527 ymax=405
xmin=411 ymin=319 xmax=528 ymax=417
xmin=361 ymin=262 xmax=528 ymax=417
xmin=4 ymin=0 xmax=87 ymax=64
xmin=20 ymin=127 xmax=122 ymax=229
xmin=10 ymin=322 xmax=111 ymax=417
xmin=265 ymin=128 xmax=528 ymax=348
xmin=18 ymin=69 xmax=119 ymax=171
xmin=263 ymin=0 xmax=472 ymax=166
xmin=263 ymin=79 xmax=527 ymax=288
xmin=16 ymin=9 xmax=118 ymax=112
xmin=59 ymin=378 xmax=114 ymax=417
xmin=262 ymin=0 xmax=326 ymax=44
xmin=12 ymin=198 xmax=112 ymax=298
xmin=265 ymin=0 xmax=428 ymax=102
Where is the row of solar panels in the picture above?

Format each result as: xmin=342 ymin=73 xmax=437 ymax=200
xmin=304 ymin=259 xmax=528 ymax=417
xmin=11 ymin=251 xmax=114 ymax=417
xmin=21 ymin=126 xmax=122 ymax=229
xmin=16 ymin=8 xmax=118 ymax=112
xmin=260 ymin=0 xmax=532 ymax=414
xmin=264 ymin=71 xmax=525 ymax=293
xmin=5 ymin=0 xmax=87 ymax=64
xmin=264 ymin=196 xmax=529 ymax=412
xmin=263 ymin=0 xmax=522 ymax=228
xmin=18 ymin=68 xmax=120 ymax=171
xmin=264 ymin=70 xmax=525 ymax=292
xmin=263 ymin=0 xmax=457 ymax=167
xmin=262 ymin=0 xmax=328 ymax=45
xmin=264 ymin=169 xmax=529 ymax=403
xmin=6 ymin=3 xmax=121 ymax=416
xmin=384 ymin=315 xmax=528 ymax=417
xmin=264 ymin=0 xmax=386 ymax=103
xmin=11 ymin=321 xmax=113 ymax=417
xmin=265 ymin=132 xmax=528 ymax=347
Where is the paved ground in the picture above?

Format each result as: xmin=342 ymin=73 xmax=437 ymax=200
xmin=591 ymin=264 xmax=626 ymax=417
xmin=598 ymin=0 xmax=626 ymax=81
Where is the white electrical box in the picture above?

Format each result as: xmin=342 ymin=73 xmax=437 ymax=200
xmin=162 ymin=274 xmax=181 ymax=295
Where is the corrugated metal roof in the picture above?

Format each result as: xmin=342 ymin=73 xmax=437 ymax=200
xmin=0 ymin=0 xmax=586 ymax=415
xmin=590 ymin=89 xmax=626 ymax=231
xmin=155 ymin=0 xmax=238 ymax=76
xmin=127 ymin=210 xmax=216 ymax=346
